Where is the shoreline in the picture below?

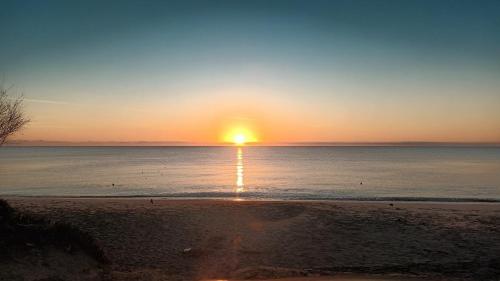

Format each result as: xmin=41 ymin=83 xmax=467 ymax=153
xmin=2 ymin=194 xmax=500 ymax=203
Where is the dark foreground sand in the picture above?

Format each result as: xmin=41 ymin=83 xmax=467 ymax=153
xmin=4 ymin=198 xmax=500 ymax=281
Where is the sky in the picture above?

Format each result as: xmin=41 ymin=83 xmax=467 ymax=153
xmin=1 ymin=0 xmax=499 ymax=144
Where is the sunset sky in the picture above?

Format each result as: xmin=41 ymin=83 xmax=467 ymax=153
xmin=1 ymin=0 xmax=499 ymax=144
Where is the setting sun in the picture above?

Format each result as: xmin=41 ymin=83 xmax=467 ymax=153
xmin=222 ymin=127 xmax=258 ymax=145
xmin=233 ymin=134 xmax=246 ymax=145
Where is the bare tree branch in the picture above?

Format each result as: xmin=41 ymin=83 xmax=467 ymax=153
xmin=0 ymin=86 xmax=30 ymax=145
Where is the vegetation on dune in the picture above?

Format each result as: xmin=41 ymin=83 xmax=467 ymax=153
xmin=0 ymin=199 xmax=108 ymax=264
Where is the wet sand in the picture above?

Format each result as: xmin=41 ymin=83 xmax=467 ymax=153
xmin=5 ymin=198 xmax=500 ymax=281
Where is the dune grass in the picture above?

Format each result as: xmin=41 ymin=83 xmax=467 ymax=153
xmin=0 ymin=198 xmax=107 ymax=264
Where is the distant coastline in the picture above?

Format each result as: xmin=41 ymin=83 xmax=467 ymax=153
xmin=5 ymin=139 xmax=500 ymax=147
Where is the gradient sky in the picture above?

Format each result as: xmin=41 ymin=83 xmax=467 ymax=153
xmin=1 ymin=0 xmax=499 ymax=143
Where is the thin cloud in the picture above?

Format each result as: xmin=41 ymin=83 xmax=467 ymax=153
xmin=24 ymin=98 xmax=69 ymax=105
xmin=22 ymin=97 xmax=149 ymax=113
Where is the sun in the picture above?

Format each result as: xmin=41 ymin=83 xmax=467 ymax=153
xmin=233 ymin=134 xmax=246 ymax=145
xmin=222 ymin=127 xmax=258 ymax=145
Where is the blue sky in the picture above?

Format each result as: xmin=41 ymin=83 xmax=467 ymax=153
xmin=1 ymin=0 xmax=499 ymax=143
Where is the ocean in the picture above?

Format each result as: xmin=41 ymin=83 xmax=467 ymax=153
xmin=1 ymin=146 xmax=499 ymax=201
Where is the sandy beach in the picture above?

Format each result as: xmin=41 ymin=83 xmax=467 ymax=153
xmin=3 ymin=198 xmax=500 ymax=281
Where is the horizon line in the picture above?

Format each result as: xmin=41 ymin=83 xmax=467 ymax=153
xmin=4 ymin=139 xmax=500 ymax=147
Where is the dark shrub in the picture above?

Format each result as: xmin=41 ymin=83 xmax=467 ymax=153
xmin=0 ymin=198 xmax=108 ymax=263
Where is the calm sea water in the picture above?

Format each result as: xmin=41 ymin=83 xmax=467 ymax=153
xmin=1 ymin=146 xmax=499 ymax=201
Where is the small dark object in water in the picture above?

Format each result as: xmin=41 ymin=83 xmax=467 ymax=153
xmin=112 ymin=183 xmax=115 ymax=187
xmin=150 ymin=199 xmax=154 ymax=204
xmin=389 ymin=203 xmax=394 ymax=207
xmin=360 ymin=181 xmax=363 ymax=185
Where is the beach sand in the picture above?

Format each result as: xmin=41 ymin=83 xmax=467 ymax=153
xmin=4 ymin=198 xmax=500 ymax=281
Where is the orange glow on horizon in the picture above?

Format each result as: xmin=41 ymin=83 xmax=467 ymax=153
xmin=16 ymin=85 xmax=500 ymax=144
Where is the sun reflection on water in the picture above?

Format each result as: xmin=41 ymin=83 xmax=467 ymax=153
xmin=235 ymin=147 xmax=244 ymax=197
